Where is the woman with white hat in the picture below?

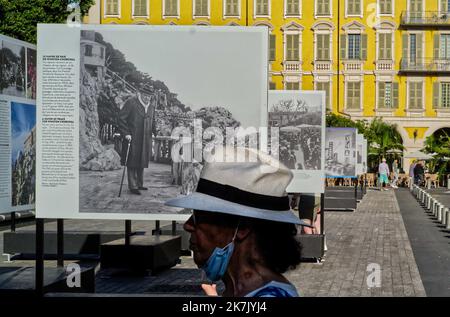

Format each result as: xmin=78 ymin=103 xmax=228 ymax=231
xmin=166 ymin=146 xmax=312 ymax=297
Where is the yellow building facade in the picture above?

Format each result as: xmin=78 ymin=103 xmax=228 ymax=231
xmin=85 ymin=0 xmax=450 ymax=166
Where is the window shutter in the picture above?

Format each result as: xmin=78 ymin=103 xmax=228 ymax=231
xmin=340 ymin=34 xmax=347 ymax=59
xmin=416 ymin=33 xmax=423 ymax=60
xmin=402 ymin=34 xmax=408 ymax=63
xmin=270 ymin=34 xmax=276 ymax=61
xmin=378 ymin=82 xmax=385 ymax=108
xmin=361 ymin=34 xmax=367 ymax=60
xmin=324 ymin=34 xmax=330 ymax=60
xmin=202 ymin=0 xmax=208 ymax=15
xmin=386 ymin=33 xmax=392 ymax=59
xmin=434 ymin=34 xmax=440 ymax=59
xmin=379 ymin=34 xmax=385 ymax=59
xmin=417 ymin=83 xmax=423 ymax=109
xmin=386 ymin=0 xmax=392 ymax=14
xmin=355 ymin=0 xmax=361 ymax=14
xmin=433 ymin=82 xmax=440 ymax=108
xmin=293 ymin=34 xmax=299 ymax=60
xmin=392 ymin=82 xmax=399 ymax=108
xmin=441 ymin=0 xmax=447 ymax=13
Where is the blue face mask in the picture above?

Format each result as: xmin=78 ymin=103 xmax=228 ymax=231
xmin=201 ymin=227 xmax=238 ymax=282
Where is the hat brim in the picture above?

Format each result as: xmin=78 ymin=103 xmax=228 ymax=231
xmin=165 ymin=192 xmax=313 ymax=227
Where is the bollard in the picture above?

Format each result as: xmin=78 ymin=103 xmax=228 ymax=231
xmin=437 ymin=204 xmax=442 ymax=221
xmin=444 ymin=208 xmax=450 ymax=230
xmin=440 ymin=204 xmax=446 ymax=224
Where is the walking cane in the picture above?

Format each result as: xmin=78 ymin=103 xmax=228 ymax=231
xmin=118 ymin=139 xmax=131 ymax=198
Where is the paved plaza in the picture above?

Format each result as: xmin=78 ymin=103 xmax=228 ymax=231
xmin=2 ymin=187 xmax=449 ymax=296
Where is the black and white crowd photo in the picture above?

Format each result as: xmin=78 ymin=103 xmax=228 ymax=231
xmin=268 ymin=91 xmax=325 ymax=193
xmin=325 ymin=127 xmax=357 ymax=178
xmin=78 ymin=25 xmax=267 ymax=217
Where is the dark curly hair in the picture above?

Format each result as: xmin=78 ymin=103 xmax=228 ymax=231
xmin=205 ymin=211 xmax=302 ymax=274
xmin=248 ymin=218 xmax=302 ymax=273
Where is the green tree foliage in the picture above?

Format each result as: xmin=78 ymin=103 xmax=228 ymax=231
xmin=422 ymin=128 xmax=450 ymax=176
xmin=0 ymin=0 xmax=94 ymax=43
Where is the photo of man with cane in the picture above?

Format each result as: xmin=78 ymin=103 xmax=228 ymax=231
xmin=118 ymin=83 xmax=157 ymax=195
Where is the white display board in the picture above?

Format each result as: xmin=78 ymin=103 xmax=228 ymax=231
xmin=356 ymin=134 xmax=364 ymax=175
xmin=36 ymin=24 xmax=268 ymax=220
xmin=362 ymin=138 xmax=368 ymax=173
xmin=325 ymin=128 xmax=357 ymax=178
xmin=268 ymin=91 xmax=325 ymax=194
xmin=0 ymin=34 xmax=36 ymax=214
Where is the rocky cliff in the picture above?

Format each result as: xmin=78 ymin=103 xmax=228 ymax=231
xmin=79 ymin=68 xmax=121 ymax=171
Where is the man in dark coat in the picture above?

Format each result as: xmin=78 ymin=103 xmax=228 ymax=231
xmin=118 ymin=83 xmax=156 ymax=195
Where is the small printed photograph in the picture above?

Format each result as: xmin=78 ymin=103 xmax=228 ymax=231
xmin=269 ymin=92 xmax=323 ymax=171
xmin=325 ymin=128 xmax=357 ymax=178
xmin=26 ymin=48 xmax=36 ymax=99
xmin=11 ymin=101 xmax=36 ymax=206
xmin=77 ymin=26 xmax=267 ymax=216
xmin=0 ymin=40 xmax=26 ymax=98
xmin=268 ymin=91 xmax=325 ymax=193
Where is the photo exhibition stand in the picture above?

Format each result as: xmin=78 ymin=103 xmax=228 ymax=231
xmin=34 ymin=218 xmax=181 ymax=296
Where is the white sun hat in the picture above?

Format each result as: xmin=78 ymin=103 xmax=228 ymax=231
xmin=165 ymin=146 xmax=312 ymax=226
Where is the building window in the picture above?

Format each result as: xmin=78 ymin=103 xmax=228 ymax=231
xmin=347 ymin=0 xmax=362 ymax=16
xmin=269 ymin=81 xmax=276 ymax=90
xmin=85 ymin=45 xmax=93 ymax=57
xmin=346 ymin=82 xmax=361 ymax=110
xmin=133 ymin=0 xmax=147 ymax=16
xmin=316 ymin=34 xmax=331 ymax=61
xmin=405 ymin=33 xmax=423 ymax=65
xmin=255 ymin=0 xmax=269 ymax=16
xmin=316 ymin=81 xmax=331 ymax=110
xmin=316 ymin=0 xmax=331 ymax=16
xmin=269 ymin=34 xmax=276 ymax=61
xmin=225 ymin=0 xmax=239 ymax=16
xmin=408 ymin=82 xmax=423 ymax=109
xmin=441 ymin=0 xmax=450 ymax=13
xmin=100 ymin=47 xmax=105 ymax=59
xmin=439 ymin=34 xmax=450 ymax=59
xmin=441 ymin=82 xmax=450 ymax=108
xmin=378 ymin=82 xmax=398 ymax=108
xmin=194 ymin=0 xmax=209 ymax=16
xmin=435 ymin=82 xmax=450 ymax=108
xmin=165 ymin=0 xmax=178 ymax=16
xmin=379 ymin=0 xmax=392 ymax=15
xmin=286 ymin=82 xmax=300 ymax=90
xmin=105 ymin=0 xmax=119 ymax=15
xmin=378 ymin=33 xmax=392 ymax=60
xmin=347 ymin=34 xmax=361 ymax=60
xmin=286 ymin=0 xmax=301 ymax=16
xmin=286 ymin=34 xmax=300 ymax=61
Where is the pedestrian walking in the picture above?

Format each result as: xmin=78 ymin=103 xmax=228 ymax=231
xmin=166 ymin=146 xmax=313 ymax=297
xmin=391 ymin=159 xmax=399 ymax=189
xmin=378 ymin=158 xmax=390 ymax=191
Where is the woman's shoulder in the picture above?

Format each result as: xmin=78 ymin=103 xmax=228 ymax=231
xmin=246 ymin=281 xmax=299 ymax=298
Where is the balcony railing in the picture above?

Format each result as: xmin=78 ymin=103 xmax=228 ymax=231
xmin=401 ymin=11 xmax=450 ymax=26
xmin=400 ymin=57 xmax=450 ymax=73
xmin=314 ymin=60 xmax=332 ymax=71
xmin=283 ymin=61 xmax=301 ymax=72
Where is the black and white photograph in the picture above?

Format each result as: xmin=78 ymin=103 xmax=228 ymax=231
xmin=0 ymin=38 xmax=26 ymax=98
xmin=268 ymin=91 xmax=325 ymax=193
xmin=325 ymin=127 xmax=357 ymax=178
xmin=77 ymin=26 xmax=268 ymax=216
xmin=356 ymin=134 xmax=364 ymax=175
